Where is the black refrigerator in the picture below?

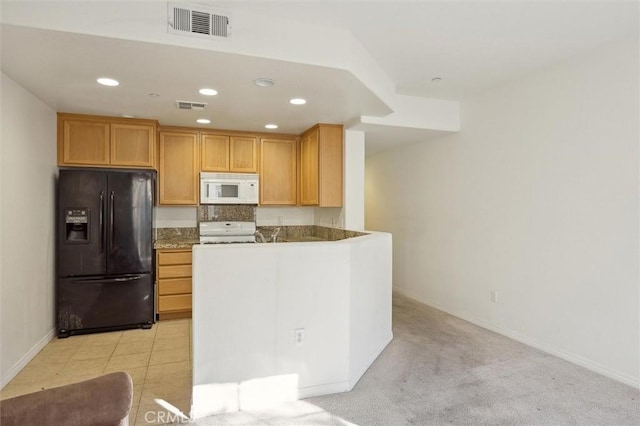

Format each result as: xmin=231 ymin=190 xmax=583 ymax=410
xmin=56 ymin=168 xmax=155 ymax=337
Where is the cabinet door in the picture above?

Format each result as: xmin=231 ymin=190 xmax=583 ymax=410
xmin=158 ymin=278 xmax=192 ymax=295
xmin=158 ymin=250 xmax=192 ymax=265
xmin=110 ymin=123 xmax=155 ymax=168
xmin=158 ymin=131 xmax=199 ymax=205
xmin=158 ymin=294 xmax=192 ymax=312
xmin=59 ymin=119 xmax=110 ymax=166
xmin=156 ymin=249 xmax=192 ymax=319
xmin=260 ymin=138 xmax=297 ymax=205
xmin=230 ymin=136 xmax=258 ymax=172
xmin=317 ymin=125 xmax=344 ymax=207
xmin=300 ymin=129 xmax=319 ymax=205
xmin=201 ymin=134 xmax=230 ymax=172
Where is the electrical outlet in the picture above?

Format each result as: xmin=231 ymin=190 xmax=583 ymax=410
xmin=491 ymin=291 xmax=499 ymax=303
xmin=294 ymin=328 xmax=305 ymax=346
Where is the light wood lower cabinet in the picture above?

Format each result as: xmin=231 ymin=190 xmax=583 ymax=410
xmin=156 ymin=249 xmax=192 ymax=320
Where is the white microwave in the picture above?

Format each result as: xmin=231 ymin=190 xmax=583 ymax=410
xmin=200 ymin=172 xmax=259 ymax=205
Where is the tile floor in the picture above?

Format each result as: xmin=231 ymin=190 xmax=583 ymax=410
xmin=0 ymin=319 xmax=192 ymax=425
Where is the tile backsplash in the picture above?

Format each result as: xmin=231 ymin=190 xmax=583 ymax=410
xmin=155 ymin=227 xmax=198 ymax=240
xmin=197 ymin=205 xmax=256 ymax=222
xmin=155 ymin=205 xmax=343 ymax=228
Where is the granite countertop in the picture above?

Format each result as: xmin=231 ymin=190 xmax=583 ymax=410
xmin=153 ymin=225 xmax=369 ymax=250
xmin=154 ymin=238 xmax=201 ymax=249
xmin=154 ymin=227 xmax=199 ymax=249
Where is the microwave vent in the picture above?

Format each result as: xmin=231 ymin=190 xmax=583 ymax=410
xmin=168 ymin=3 xmax=231 ymax=39
xmin=176 ymin=100 xmax=207 ymax=110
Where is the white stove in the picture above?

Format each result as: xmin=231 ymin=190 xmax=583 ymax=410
xmin=199 ymin=221 xmax=256 ymax=244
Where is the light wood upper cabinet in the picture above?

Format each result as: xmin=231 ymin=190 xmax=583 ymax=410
xmin=158 ymin=130 xmax=199 ymax=205
xmin=300 ymin=130 xmax=319 ymax=205
xmin=201 ymin=134 xmax=230 ymax=172
xmin=58 ymin=115 xmax=345 ymax=208
xmin=57 ymin=114 xmax=156 ymax=168
xmin=230 ymin=136 xmax=258 ymax=172
xmin=59 ymin=118 xmax=110 ymax=166
xmin=110 ymin=123 xmax=155 ymax=167
xmin=260 ymin=138 xmax=298 ymax=205
xmin=299 ymin=124 xmax=343 ymax=207
xmin=201 ymin=133 xmax=258 ymax=173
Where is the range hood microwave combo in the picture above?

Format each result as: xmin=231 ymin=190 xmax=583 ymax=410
xmin=200 ymin=172 xmax=259 ymax=205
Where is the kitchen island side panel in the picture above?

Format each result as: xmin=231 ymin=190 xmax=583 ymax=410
xmin=191 ymin=232 xmax=393 ymax=416
xmin=192 ymin=246 xmax=279 ymax=385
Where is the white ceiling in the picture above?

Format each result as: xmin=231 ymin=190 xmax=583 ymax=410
xmin=0 ymin=25 xmax=389 ymax=135
xmin=217 ymin=1 xmax=638 ymax=99
xmin=1 ymin=1 xmax=638 ymax=154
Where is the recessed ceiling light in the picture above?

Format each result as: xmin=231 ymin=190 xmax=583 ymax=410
xmin=254 ymin=78 xmax=276 ymax=88
xmin=121 ymin=114 xmax=135 ymax=118
xmin=97 ymin=77 xmax=119 ymax=87
xmin=289 ymin=98 xmax=307 ymax=105
xmin=197 ymin=118 xmax=211 ymax=124
xmin=199 ymin=88 xmax=218 ymax=96
xmin=431 ymin=77 xmax=442 ymax=82
xmin=265 ymin=124 xmax=278 ymax=129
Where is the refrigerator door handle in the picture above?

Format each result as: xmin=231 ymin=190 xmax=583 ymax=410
xmin=74 ymin=275 xmax=143 ymax=284
xmin=99 ymin=191 xmax=105 ymax=253
xmin=109 ymin=191 xmax=115 ymax=254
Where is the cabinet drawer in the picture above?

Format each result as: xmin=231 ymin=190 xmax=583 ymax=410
xmin=158 ymin=294 xmax=192 ymax=312
xmin=158 ymin=278 xmax=191 ymax=295
xmin=158 ymin=251 xmax=192 ymax=265
xmin=158 ymin=264 xmax=191 ymax=279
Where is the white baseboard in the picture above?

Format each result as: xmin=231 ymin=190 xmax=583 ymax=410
xmin=349 ymin=332 xmax=394 ymax=389
xmin=394 ymin=288 xmax=640 ymax=389
xmin=1 ymin=328 xmax=56 ymax=389
xmin=297 ymin=380 xmax=351 ymax=399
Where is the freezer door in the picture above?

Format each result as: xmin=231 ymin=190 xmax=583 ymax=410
xmin=57 ymin=273 xmax=154 ymax=334
xmin=57 ymin=169 xmax=107 ymax=277
xmin=106 ymin=171 xmax=154 ymax=274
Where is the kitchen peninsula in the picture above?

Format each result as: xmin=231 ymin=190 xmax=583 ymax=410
xmin=190 ymin=230 xmax=393 ymax=418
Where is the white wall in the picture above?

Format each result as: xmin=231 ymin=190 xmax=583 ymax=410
xmin=257 ymin=206 xmax=315 ymax=226
xmin=348 ymin=233 xmax=393 ymax=387
xmin=366 ymin=37 xmax=639 ymax=387
xmin=1 ymin=73 xmax=58 ymax=387
xmin=154 ymin=206 xmax=197 ymax=228
xmin=343 ymin=130 xmax=365 ymax=230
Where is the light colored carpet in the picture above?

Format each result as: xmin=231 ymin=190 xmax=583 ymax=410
xmin=187 ymin=293 xmax=639 ymax=425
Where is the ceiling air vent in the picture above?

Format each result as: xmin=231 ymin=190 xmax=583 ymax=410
xmin=168 ymin=3 xmax=231 ymax=39
xmin=176 ymin=101 xmax=207 ymax=110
